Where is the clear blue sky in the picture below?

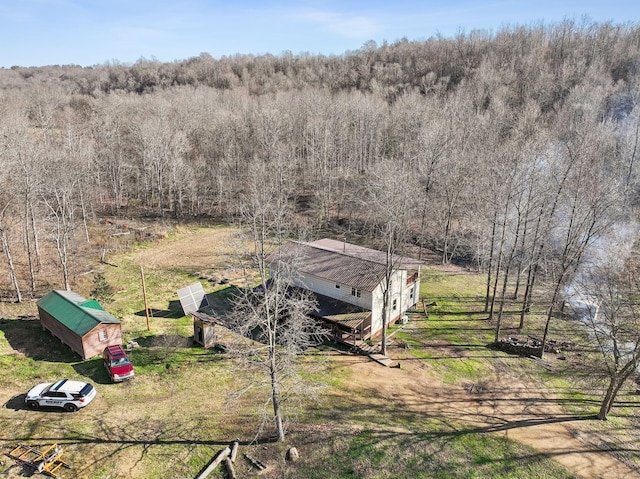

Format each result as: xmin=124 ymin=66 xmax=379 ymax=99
xmin=1 ymin=0 xmax=639 ymax=68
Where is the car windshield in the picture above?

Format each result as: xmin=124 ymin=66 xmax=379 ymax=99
xmin=111 ymin=357 xmax=130 ymax=367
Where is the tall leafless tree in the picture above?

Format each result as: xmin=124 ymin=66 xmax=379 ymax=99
xmin=568 ymin=238 xmax=640 ymax=420
xmin=361 ymin=159 xmax=418 ymax=356
xmin=228 ymin=160 xmax=325 ymax=442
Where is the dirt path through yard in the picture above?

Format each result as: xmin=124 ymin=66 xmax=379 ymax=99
xmin=125 ymin=228 xmax=640 ymax=477
xmin=335 ymin=353 xmax=639 ymax=479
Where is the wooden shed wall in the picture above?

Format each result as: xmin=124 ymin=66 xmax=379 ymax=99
xmin=82 ymin=324 xmax=123 ymax=359
xmin=38 ymin=307 xmax=123 ymax=359
xmin=39 ymin=308 xmax=85 ymax=358
xmin=193 ymin=319 xmax=216 ymax=348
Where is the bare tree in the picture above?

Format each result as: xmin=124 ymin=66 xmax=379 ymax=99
xmin=0 ymin=203 xmax=22 ymax=302
xmin=41 ymin=183 xmax=79 ymax=292
xmin=228 ymin=160 xmax=325 ymax=442
xmin=133 ymin=99 xmax=189 ymax=217
xmin=361 ymin=159 xmax=418 ymax=356
xmin=539 ymin=96 xmax=620 ymax=356
xmin=90 ymin=97 xmax=134 ymax=214
xmin=0 ymin=99 xmax=31 ymax=301
xmin=568 ymin=240 xmax=640 ymax=420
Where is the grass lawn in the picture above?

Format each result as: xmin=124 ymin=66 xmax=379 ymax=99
xmin=0 ymin=225 xmax=639 ymax=478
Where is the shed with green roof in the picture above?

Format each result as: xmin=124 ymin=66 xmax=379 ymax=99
xmin=37 ymin=290 xmax=123 ymax=359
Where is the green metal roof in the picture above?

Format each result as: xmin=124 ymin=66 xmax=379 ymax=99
xmin=37 ymin=290 xmax=121 ymax=336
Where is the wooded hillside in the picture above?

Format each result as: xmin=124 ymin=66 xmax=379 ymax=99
xmin=1 ymin=19 xmax=639 ymax=317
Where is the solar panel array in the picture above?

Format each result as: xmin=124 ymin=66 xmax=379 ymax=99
xmin=177 ymin=282 xmax=209 ymax=315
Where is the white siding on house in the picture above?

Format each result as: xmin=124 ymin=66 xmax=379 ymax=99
xmin=291 ymin=267 xmax=419 ymax=338
xmin=267 ymin=239 xmax=423 ymax=341
xmin=369 ymin=269 xmax=407 ymax=336
xmin=291 ymin=272 xmax=372 ymax=310
xmin=371 ymin=286 xmax=384 ymax=334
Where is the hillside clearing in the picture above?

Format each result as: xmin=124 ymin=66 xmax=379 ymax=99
xmin=0 ymin=226 xmax=638 ymax=478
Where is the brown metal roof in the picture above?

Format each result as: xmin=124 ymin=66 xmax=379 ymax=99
xmin=267 ymin=239 xmax=421 ymax=292
xmin=190 ymin=310 xmax=218 ymax=324
xmin=312 ymin=238 xmax=423 ymax=268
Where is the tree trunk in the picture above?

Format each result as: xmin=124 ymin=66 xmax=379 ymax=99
xmin=495 ymin=242 xmax=516 ymax=343
xmin=270 ymin=345 xmax=285 ymax=441
xmin=495 ymin=194 xmax=522 ymax=341
xmin=30 ymin=202 xmax=41 ymax=268
xmin=540 ymin=278 xmax=564 ymax=359
xmin=599 ymin=375 xmax=622 ymax=420
xmin=381 ymin=295 xmax=388 ymax=356
xmin=23 ymin=200 xmax=37 ymax=296
xmin=519 ymin=263 xmax=536 ymax=328
xmin=484 ymin=210 xmax=498 ymax=314
xmin=489 ymin=209 xmax=508 ymax=321
xmin=0 ymin=219 xmax=23 ymax=303
xmin=598 ymin=354 xmax=640 ymax=420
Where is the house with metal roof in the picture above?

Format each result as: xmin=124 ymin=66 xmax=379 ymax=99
xmin=267 ymin=239 xmax=422 ymax=345
xmin=37 ymin=290 xmax=124 ymax=359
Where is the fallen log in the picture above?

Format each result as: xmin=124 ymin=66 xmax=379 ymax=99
xmin=195 ymin=446 xmax=231 ymax=479
xmin=225 ymin=457 xmax=237 ymax=479
xmin=230 ymin=439 xmax=239 ymax=463
xmin=526 ymin=355 xmax=554 ymax=371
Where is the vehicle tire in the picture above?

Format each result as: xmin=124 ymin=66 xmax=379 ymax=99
xmin=63 ymin=403 xmax=78 ymax=412
xmin=26 ymin=400 xmax=39 ymax=409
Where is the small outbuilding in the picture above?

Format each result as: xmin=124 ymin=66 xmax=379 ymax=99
xmin=37 ymin=290 xmax=123 ymax=359
xmin=177 ymin=282 xmax=221 ymax=348
xmin=191 ymin=311 xmax=218 ymax=348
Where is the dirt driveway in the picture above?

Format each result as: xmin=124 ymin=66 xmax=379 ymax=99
xmin=334 ymin=352 xmax=639 ymax=479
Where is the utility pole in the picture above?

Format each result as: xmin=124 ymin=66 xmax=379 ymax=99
xmin=140 ymin=266 xmax=150 ymax=331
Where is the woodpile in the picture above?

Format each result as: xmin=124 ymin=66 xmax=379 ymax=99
xmin=492 ymin=337 xmax=543 ymax=358
xmin=195 ymin=439 xmax=242 ymax=479
xmin=491 ymin=335 xmax=575 ymax=358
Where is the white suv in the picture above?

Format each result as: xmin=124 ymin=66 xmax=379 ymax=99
xmin=25 ymin=379 xmax=97 ymax=412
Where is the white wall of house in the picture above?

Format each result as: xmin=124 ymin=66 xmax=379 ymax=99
xmin=403 ymin=271 xmax=421 ymax=311
xmin=289 ymin=271 xmax=373 ymax=310
xmin=370 ymin=269 xmax=408 ymax=336
xmin=270 ymin=261 xmax=421 ymax=339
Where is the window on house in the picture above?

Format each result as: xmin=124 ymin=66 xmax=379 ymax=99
xmin=393 ymin=299 xmax=398 ymax=311
xmin=351 ymin=287 xmax=361 ymax=298
xmin=98 ymin=330 xmax=108 ymax=342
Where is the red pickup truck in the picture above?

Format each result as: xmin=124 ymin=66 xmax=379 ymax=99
xmin=103 ymin=345 xmax=135 ymax=382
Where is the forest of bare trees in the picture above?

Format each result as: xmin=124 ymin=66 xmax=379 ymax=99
xmin=1 ymin=19 xmax=640 ymax=338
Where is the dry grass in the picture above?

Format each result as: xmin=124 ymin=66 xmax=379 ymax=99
xmin=1 ymin=223 xmax=638 ymax=478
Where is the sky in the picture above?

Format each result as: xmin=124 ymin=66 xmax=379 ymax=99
xmin=1 ymin=0 xmax=639 ymax=68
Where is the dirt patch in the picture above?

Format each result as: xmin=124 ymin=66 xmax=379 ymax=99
xmin=130 ymin=227 xmax=254 ymax=286
xmin=333 ymin=352 xmax=640 ymax=479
